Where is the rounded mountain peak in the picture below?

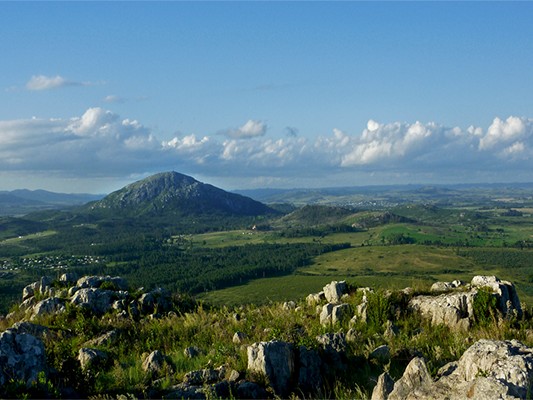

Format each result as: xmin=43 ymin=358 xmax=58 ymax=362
xmin=90 ymin=171 xmax=274 ymax=217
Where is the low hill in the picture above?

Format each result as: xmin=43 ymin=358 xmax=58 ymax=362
xmin=276 ymin=205 xmax=356 ymax=228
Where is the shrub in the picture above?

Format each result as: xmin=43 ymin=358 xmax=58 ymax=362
xmin=472 ymin=288 xmax=498 ymax=327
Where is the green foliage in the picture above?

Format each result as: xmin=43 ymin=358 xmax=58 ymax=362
xmin=472 ymin=287 xmax=499 ymax=327
xmin=365 ymin=291 xmax=392 ymax=333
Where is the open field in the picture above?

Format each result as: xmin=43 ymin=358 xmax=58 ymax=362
xmin=200 ymin=244 xmax=533 ymax=307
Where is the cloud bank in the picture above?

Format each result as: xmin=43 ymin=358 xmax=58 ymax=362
xmin=1 ymin=108 xmax=533 ymax=189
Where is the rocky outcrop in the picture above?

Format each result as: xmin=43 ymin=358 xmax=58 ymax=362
xmin=139 ymin=287 xmax=172 ymax=315
xmin=142 ymin=350 xmax=167 ymax=376
xmin=430 ymin=280 xmax=463 ymax=293
xmin=306 ymin=291 xmax=326 ymax=305
xmin=319 ymin=302 xmax=352 ymax=326
xmin=71 ymin=288 xmax=118 ymax=314
xmin=247 ymin=340 xmax=295 ymax=397
xmin=323 ymin=280 xmax=347 ymax=303
xmin=372 ymin=372 xmax=395 ymax=400
xmin=388 ymin=357 xmax=432 ymax=400
xmin=471 ymin=275 xmax=522 ymax=318
xmin=184 ymin=346 xmax=201 ymax=358
xmin=0 ymin=328 xmax=47 ymax=387
xmin=409 ymin=275 xmax=522 ymax=330
xmin=409 ymin=291 xmax=473 ymax=330
xmin=78 ymin=348 xmax=108 ymax=371
xmin=184 ymin=366 xmax=226 ymax=385
xmin=233 ymin=331 xmax=247 ymax=344
xmin=31 ymin=297 xmax=66 ymax=320
xmin=377 ymin=340 xmax=533 ymax=399
xmin=76 ymin=275 xmax=128 ymax=290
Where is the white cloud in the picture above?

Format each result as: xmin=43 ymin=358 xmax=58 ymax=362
xmin=502 ymin=141 xmax=526 ymax=158
xmin=479 ymin=116 xmax=533 ymax=151
xmin=2 ymin=109 xmax=533 ymax=190
xmin=103 ymin=95 xmax=126 ymax=104
xmin=221 ymin=119 xmax=267 ymax=139
xmin=25 ymin=74 xmax=97 ymax=91
xmin=26 ymin=75 xmax=69 ymax=90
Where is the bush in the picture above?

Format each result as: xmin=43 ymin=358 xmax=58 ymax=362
xmin=472 ymin=287 xmax=498 ymax=327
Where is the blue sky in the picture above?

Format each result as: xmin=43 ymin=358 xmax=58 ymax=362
xmin=1 ymin=2 xmax=533 ymax=193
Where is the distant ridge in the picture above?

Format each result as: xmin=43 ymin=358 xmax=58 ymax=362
xmin=0 ymin=190 xmax=102 ymax=217
xmin=89 ymin=171 xmax=275 ymax=217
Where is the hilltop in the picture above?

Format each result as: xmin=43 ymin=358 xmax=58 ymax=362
xmin=2 ymin=273 xmax=533 ymax=399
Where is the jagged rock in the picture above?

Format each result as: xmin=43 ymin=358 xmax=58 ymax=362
xmin=142 ymin=350 xmax=166 ymax=376
xmin=22 ymin=282 xmax=37 ymax=301
xmin=113 ymin=299 xmax=126 ymax=312
xmin=11 ymin=321 xmax=50 ymax=339
xmin=298 ymin=346 xmax=322 ymax=394
xmin=306 ymin=291 xmax=326 ymax=305
xmin=70 ymin=288 xmax=119 ymax=314
xmin=316 ymin=332 xmax=347 ymax=369
xmin=184 ymin=366 xmax=225 ymax=385
xmin=39 ymin=276 xmax=53 ymax=296
xmin=323 ymin=280 xmax=347 ymax=303
xmin=332 ymin=303 xmax=352 ymax=325
xmin=320 ymin=303 xmax=334 ymax=325
xmin=384 ymin=320 xmax=399 ymax=338
xmin=436 ymin=361 xmax=458 ymax=378
xmin=320 ymin=302 xmax=352 ymax=326
xmin=78 ymin=348 xmax=108 ymax=371
xmin=247 ymin=340 xmax=295 ymax=396
xmin=431 ymin=280 xmax=464 ymax=293
xmin=388 ymin=357 xmax=432 ymax=400
xmin=20 ymin=296 xmax=37 ymax=311
xmin=433 ymin=339 xmax=533 ymax=399
xmin=346 ymin=328 xmax=360 ymax=343
xmin=85 ymin=329 xmax=120 ymax=347
xmin=354 ymin=301 xmax=368 ymax=323
xmin=410 ymin=276 xmax=522 ymax=330
xmin=371 ymin=372 xmax=395 ymax=400
xmin=22 ymin=277 xmax=53 ymax=301
xmin=430 ymin=281 xmax=454 ymax=292
xmin=316 ymin=332 xmax=347 ymax=354
xmin=384 ymin=340 xmax=533 ymax=399
xmin=129 ymin=300 xmax=141 ymax=319
xmin=0 ymin=329 xmax=47 ymax=387
xmin=370 ymin=345 xmax=391 ymax=363
xmin=471 ymin=275 xmax=522 ymax=318
xmin=139 ymin=287 xmax=171 ymax=315
xmin=68 ymin=286 xmax=79 ymax=297
xmin=283 ymin=300 xmax=296 ymax=310
xmin=184 ymin=346 xmax=201 ymax=358
xmin=233 ymin=331 xmax=247 ymax=344
xmin=59 ymin=272 xmax=79 ymax=284
xmin=165 ymin=383 xmax=207 ymax=399
xmin=228 ymin=369 xmax=240 ymax=382
xmin=31 ymin=297 xmax=66 ymax=320
xmin=236 ymin=381 xmax=270 ymax=399
xmin=77 ymin=275 xmax=128 ymax=290
xmin=409 ymin=291 xmax=473 ymax=330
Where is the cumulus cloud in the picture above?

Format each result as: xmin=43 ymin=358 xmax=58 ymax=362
xmin=2 ymin=109 xmax=533 ymax=189
xmin=221 ymin=120 xmax=267 ymax=139
xmin=478 ymin=116 xmax=533 ymax=160
xmin=26 ymin=75 xmax=96 ymax=91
